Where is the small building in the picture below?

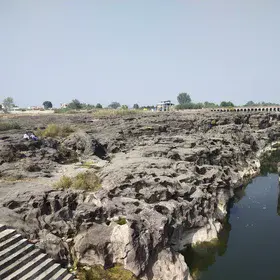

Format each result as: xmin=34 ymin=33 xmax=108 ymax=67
xmin=60 ymin=103 xmax=69 ymax=109
xmin=28 ymin=106 xmax=44 ymax=111
xmin=10 ymin=106 xmax=21 ymax=112
xmin=156 ymin=100 xmax=174 ymax=111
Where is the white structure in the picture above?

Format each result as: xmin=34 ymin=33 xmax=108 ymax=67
xmin=156 ymin=100 xmax=174 ymax=111
xmin=60 ymin=103 xmax=69 ymax=109
xmin=28 ymin=106 xmax=44 ymax=111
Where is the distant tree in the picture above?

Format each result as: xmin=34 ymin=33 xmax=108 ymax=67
xmin=141 ymin=105 xmax=155 ymax=110
xmin=177 ymin=93 xmax=191 ymax=105
xmin=82 ymin=103 xmax=95 ymax=110
xmin=244 ymin=101 xmax=255 ymax=107
xmin=43 ymin=101 xmax=53 ymax=110
xmin=121 ymin=105 xmax=128 ymax=110
xmin=260 ymin=101 xmax=279 ymax=106
xmin=196 ymin=102 xmax=204 ymax=108
xmin=109 ymin=102 xmax=121 ymax=109
xmin=133 ymin=104 xmax=139 ymax=109
xmin=68 ymin=99 xmax=82 ymax=110
xmin=176 ymin=102 xmax=203 ymax=110
xmin=220 ymin=101 xmax=235 ymax=107
xmin=3 ymin=97 xmax=15 ymax=112
xmin=96 ymin=103 xmax=103 ymax=109
xmin=0 ymin=104 xmax=2 ymax=110
xmin=204 ymin=101 xmax=219 ymax=108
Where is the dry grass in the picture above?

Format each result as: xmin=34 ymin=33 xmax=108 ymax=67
xmin=54 ymin=108 xmax=80 ymax=114
xmin=54 ymin=171 xmax=101 ymax=191
xmin=36 ymin=124 xmax=74 ymax=138
xmin=78 ymin=264 xmax=136 ymax=280
xmin=80 ymin=160 xmax=96 ymax=169
xmin=92 ymin=109 xmax=140 ymax=118
xmin=0 ymin=121 xmax=21 ymax=131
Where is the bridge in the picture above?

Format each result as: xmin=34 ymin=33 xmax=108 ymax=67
xmin=210 ymin=106 xmax=280 ymax=112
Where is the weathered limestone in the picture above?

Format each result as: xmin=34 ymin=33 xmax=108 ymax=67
xmin=150 ymin=248 xmax=192 ymax=280
xmin=0 ymin=112 xmax=280 ymax=279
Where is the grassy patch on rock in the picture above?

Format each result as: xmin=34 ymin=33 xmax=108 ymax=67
xmin=54 ymin=108 xmax=81 ymax=114
xmin=116 ymin=217 xmax=127 ymax=225
xmin=78 ymin=264 xmax=136 ymax=280
xmin=79 ymin=160 xmax=99 ymax=169
xmin=92 ymin=109 xmax=139 ymax=118
xmin=54 ymin=171 xmax=101 ymax=191
xmin=36 ymin=124 xmax=74 ymax=138
xmin=0 ymin=121 xmax=21 ymax=131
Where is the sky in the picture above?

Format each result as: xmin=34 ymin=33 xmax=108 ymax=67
xmin=1 ymin=0 xmax=280 ymax=108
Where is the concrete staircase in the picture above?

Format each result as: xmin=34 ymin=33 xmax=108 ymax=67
xmin=0 ymin=224 xmax=75 ymax=280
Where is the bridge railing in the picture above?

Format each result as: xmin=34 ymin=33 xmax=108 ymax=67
xmin=210 ymin=107 xmax=280 ymax=112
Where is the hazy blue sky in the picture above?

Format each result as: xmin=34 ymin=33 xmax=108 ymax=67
xmin=1 ymin=0 xmax=280 ymax=107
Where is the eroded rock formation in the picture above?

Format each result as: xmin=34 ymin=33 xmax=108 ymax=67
xmin=0 ymin=112 xmax=280 ymax=279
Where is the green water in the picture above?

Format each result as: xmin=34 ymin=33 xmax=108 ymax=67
xmin=184 ymin=174 xmax=280 ymax=280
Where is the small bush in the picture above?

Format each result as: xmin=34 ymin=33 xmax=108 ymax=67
xmin=78 ymin=264 xmax=136 ymax=280
xmin=54 ymin=171 xmax=101 ymax=191
xmin=54 ymin=175 xmax=73 ymax=189
xmin=72 ymin=172 xmax=101 ymax=190
xmin=116 ymin=217 xmax=127 ymax=225
xmin=37 ymin=124 xmax=74 ymax=138
xmin=0 ymin=121 xmax=21 ymax=131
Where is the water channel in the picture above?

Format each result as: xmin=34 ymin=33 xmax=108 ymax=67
xmin=184 ymin=173 xmax=280 ymax=280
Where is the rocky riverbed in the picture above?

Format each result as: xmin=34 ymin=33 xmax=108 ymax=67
xmin=0 ymin=111 xmax=279 ymax=280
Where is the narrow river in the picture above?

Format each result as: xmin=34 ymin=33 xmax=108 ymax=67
xmin=184 ymin=173 xmax=280 ymax=280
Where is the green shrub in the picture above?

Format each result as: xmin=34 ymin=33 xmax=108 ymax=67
xmin=78 ymin=264 xmax=136 ymax=280
xmin=54 ymin=171 xmax=101 ymax=191
xmin=37 ymin=124 xmax=74 ymax=138
xmin=0 ymin=121 xmax=21 ymax=131
xmin=116 ymin=217 xmax=127 ymax=225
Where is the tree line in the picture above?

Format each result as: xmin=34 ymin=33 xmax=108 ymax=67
xmin=58 ymin=100 xmax=153 ymax=111
xmin=176 ymin=93 xmax=279 ymax=109
xmin=63 ymin=100 xmax=141 ymax=110
xmin=176 ymin=93 xmax=234 ymax=109
xmin=1 ymin=95 xmax=279 ymax=113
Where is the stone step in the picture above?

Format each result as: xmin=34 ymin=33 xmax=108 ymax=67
xmin=35 ymin=263 xmax=61 ymax=280
xmin=3 ymin=252 xmax=48 ymax=280
xmin=0 ymin=225 xmax=75 ymax=280
xmin=0 ymin=234 xmax=22 ymax=251
xmin=0 ymin=243 xmax=34 ymax=270
xmin=49 ymin=268 xmax=69 ymax=280
xmin=62 ymin=274 xmax=76 ymax=280
xmin=0 ymin=224 xmax=6 ymax=232
xmin=0 ymin=238 xmax=28 ymax=261
xmin=0 ymin=248 xmax=41 ymax=279
xmin=0 ymin=229 xmax=16 ymax=243
xmin=16 ymin=258 xmax=54 ymax=280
